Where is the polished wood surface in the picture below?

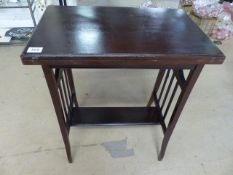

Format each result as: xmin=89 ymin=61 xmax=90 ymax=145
xmin=21 ymin=6 xmax=224 ymax=66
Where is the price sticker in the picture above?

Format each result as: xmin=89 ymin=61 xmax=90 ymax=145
xmin=27 ymin=47 xmax=43 ymax=53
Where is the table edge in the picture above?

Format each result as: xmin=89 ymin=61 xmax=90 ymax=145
xmin=20 ymin=54 xmax=225 ymax=67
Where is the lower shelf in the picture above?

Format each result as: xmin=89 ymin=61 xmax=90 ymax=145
xmin=70 ymin=107 xmax=161 ymax=126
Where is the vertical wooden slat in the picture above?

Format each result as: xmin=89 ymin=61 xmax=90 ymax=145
xmin=61 ymin=76 xmax=70 ymax=112
xmin=66 ymin=69 xmax=79 ymax=107
xmin=161 ymin=74 xmax=175 ymax=110
xmin=64 ymin=69 xmax=72 ymax=102
xmin=158 ymin=69 xmax=171 ymax=101
xmin=147 ymin=69 xmax=166 ymax=107
xmin=163 ymin=82 xmax=179 ymax=120
xmin=58 ymin=86 xmax=68 ymax=122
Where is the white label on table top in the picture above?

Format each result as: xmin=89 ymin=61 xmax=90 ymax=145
xmin=27 ymin=47 xmax=43 ymax=53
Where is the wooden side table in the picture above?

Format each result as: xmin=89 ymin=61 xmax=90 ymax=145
xmin=21 ymin=6 xmax=225 ymax=163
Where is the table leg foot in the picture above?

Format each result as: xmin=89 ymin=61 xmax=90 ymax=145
xmin=158 ymin=152 xmax=164 ymax=161
xmin=67 ymin=150 xmax=73 ymax=163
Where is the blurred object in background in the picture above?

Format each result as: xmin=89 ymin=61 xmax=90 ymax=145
xmin=192 ymin=0 xmax=223 ymax=18
xmin=223 ymin=1 xmax=233 ymax=20
xmin=209 ymin=2 xmax=233 ymax=43
xmin=35 ymin=0 xmax=46 ymax=12
xmin=5 ymin=27 xmax=34 ymax=41
xmin=139 ymin=0 xmax=156 ymax=8
xmin=219 ymin=0 xmax=233 ymax=3
xmin=0 ymin=0 xmax=6 ymax=5
xmin=189 ymin=11 xmax=218 ymax=34
xmin=140 ymin=0 xmax=180 ymax=9
xmin=180 ymin=0 xmax=194 ymax=6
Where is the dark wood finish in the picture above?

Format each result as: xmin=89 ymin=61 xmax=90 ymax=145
xmin=21 ymin=6 xmax=224 ymax=66
xmin=163 ymin=82 xmax=179 ymax=119
xmin=158 ymin=69 xmax=171 ymax=101
xmin=161 ymin=73 xmax=175 ymax=110
xmin=42 ymin=65 xmax=72 ymax=163
xmin=158 ymin=65 xmax=204 ymax=160
xmin=66 ymin=69 xmax=79 ymax=107
xmin=20 ymin=6 xmax=225 ymax=163
xmin=71 ymin=107 xmax=161 ymax=125
xmin=173 ymin=69 xmax=186 ymax=89
xmin=146 ymin=66 xmax=204 ymax=160
xmin=147 ymin=69 xmax=165 ymax=107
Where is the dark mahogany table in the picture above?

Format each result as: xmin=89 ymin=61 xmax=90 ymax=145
xmin=21 ymin=6 xmax=225 ymax=163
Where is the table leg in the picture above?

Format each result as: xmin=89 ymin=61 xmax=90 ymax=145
xmin=148 ymin=65 xmax=204 ymax=160
xmin=42 ymin=65 xmax=73 ymax=163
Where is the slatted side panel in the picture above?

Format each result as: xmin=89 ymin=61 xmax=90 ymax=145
xmin=54 ymin=68 xmax=74 ymax=129
xmin=153 ymin=68 xmax=191 ymax=131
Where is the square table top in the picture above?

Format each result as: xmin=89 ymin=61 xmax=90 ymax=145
xmin=21 ymin=5 xmax=225 ymax=66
